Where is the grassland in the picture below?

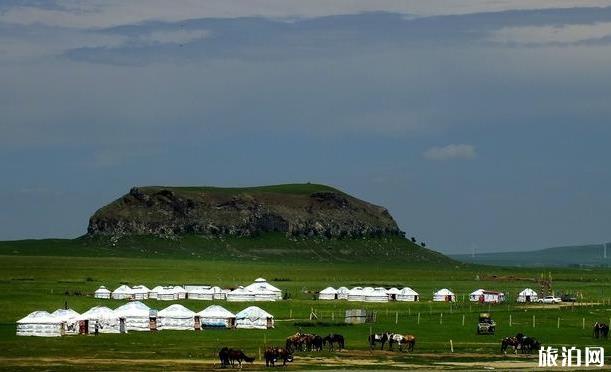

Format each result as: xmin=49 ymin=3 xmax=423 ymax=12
xmin=0 ymin=237 xmax=610 ymax=370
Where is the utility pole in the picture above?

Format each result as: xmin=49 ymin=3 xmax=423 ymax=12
xmin=604 ymin=242 xmax=608 ymax=259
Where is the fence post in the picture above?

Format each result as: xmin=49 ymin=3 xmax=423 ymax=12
xmin=450 ymin=339 xmax=454 ymax=353
xmin=258 ymin=347 xmax=261 ymax=361
xmin=332 ymin=311 xmax=334 ymax=321
xmin=532 ymin=315 xmax=535 ymax=328
xmin=440 ymin=313 xmax=443 ymax=325
xmin=417 ymin=312 xmax=420 ymax=325
xmin=395 ymin=311 xmax=398 ymax=325
xmin=509 ymin=314 xmax=512 ymax=327
xmin=582 ymin=318 xmax=585 ymax=329
xmin=289 ymin=309 xmax=292 ymax=318
xmin=462 ymin=314 xmax=465 ymax=326
xmin=557 ymin=317 xmax=560 ymax=329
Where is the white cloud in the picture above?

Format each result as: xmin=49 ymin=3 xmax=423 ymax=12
xmin=143 ymin=29 xmax=210 ymax=45
xmin=1 ymin=0 xmax=609 ymax=29
xmin=490 ymin=22 xmax=611 ymax=45
xmin=423 ymin=144 xmax=477 ymax=160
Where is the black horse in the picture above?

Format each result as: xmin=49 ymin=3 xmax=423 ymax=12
xmin=219 ymin=348 xmax=255 ymax=368
xmin=520 ymin=336 xmax=540 ymax=354
xmin=369 ymin=332 xmax=390 ymax=350
xmin=593 ymin=322 xmax=609 ymax=339
xmin=311 ymin=335 xmax=324 ymax=352
xmin=264 ymin=347 xmax=294 ymax=367
xmin=219 ymin=347 xmax=230 ymax=368
xmin=323 ymin=334 xmax=345 ymax=351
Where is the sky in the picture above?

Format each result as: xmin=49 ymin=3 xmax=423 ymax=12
xmin=1 ymin=1 xmax=611 ymax=254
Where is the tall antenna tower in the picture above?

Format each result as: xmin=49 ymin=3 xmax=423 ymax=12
xmin=604 ymin=242 xmax=608 ymax=259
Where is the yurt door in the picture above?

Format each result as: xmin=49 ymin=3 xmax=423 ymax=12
xmin=526 ymin=295 xmax=531 ymax=302
xmin=79 ymin=320 xmax=89 ymax=334
xmin=194 ymin=315 xmax=201 ymax=331
xmin=266 ymin=317 xmax=273 ymax=328
xmin=119 ymin=318 xmax=126 ymax=333
xmin=149 ymin=317 xmax=157 ymax=331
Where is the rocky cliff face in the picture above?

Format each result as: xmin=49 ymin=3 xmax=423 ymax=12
xmin=87 ymin=184 xmax=403 ymax=239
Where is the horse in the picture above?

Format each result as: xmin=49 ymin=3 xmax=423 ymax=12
xmin=389 ymin=334 xmax=416 ymax=352
xmin=227 ymin=349 xmax=255 ymax=368
xmin=323 ymin=334 xmax=345 ymax=351
xmin=520 ymin=336 xmax=540 ymax=354
xmin=593 ymin=322 xmax=609 ymax=339
xmin=219 ymin=347 xmax=230 ymax=368
xmin=285 ymin=332 xmax=303 ymax=352
xmin=311 ymin=335 xmax=324 ymax=352
xmin=264 ymin=347 xmax=294 ymax=367
xmin=501 ymin=336 xmax=521 ymax=354
xmin=301 ymin=334 xmax=316 ymax=351
xmin=369 ymin=332 xmax=390 ymax=350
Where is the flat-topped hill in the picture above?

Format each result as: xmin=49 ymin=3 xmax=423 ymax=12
xmin=87 ymin=184 xmax=403 ymax=239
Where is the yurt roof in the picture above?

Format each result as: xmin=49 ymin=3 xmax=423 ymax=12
xmin=51 ymin=308 xmax=80 ymax=321
xmin=386 ymin=288 xmax=401 ymax=294
xmin=244 ymin=281 xmax=281 ymax=293
xmin=470 ymin=289 xmax=485 ymax=296
xmin=131 ymin=285 xmax=150 ymax=292
xmin=399 ymin=287 xmax=419 ymax=295
xmin=235 ymin=306 xmax=273 ymax=319
xmin=320 ymin=287 xmax=337 ymax=294
xmin=112 ymin=284 xmax=132 ymax=293
xmin=362 ymin=287 xmax=375 ymax=292
xmin=337 ymin=287 xmax=349 ymax=292
xmin=114 ymin=301 xmax=151 ymax=317
xmin=197 ymin=305 xmax=235 ymax=318
xmin=95 ymin=286 xmax=111 ymax=293
xmin=79 ymin=306 xmax=116 ymax=319
xmin=172 ymin=286 xmax=187 ymax=293
xmin=254 ymin=278 xmax=267 ymax=283
xmin=519 ymin=288 xmax=537 ymax=295
xmin=435 ymin=288 xmax=455 ymax=296
xmin=158 ymin=304 xmax=195 ymax=317
xmin=17 ymin=311 xmax=59 ymax=324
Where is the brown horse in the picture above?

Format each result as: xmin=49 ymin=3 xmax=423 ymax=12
xmin=264 ymin=347 xmax=294 ymax=367
xmin=501 ymin=336 xmax=520 ymax=354
xmin=389 ymin=334 xmax=416 ymax=352
xmin=593 ymin=322 xmax=609 ymax=339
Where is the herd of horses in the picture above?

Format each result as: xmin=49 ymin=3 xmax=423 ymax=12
xmin=218 ymin=322 xmax=609 ymax=368
xmin=368 ymin=332 xmax=416 ymax=352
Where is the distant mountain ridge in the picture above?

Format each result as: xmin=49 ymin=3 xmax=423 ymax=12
xmin=450 ymin=243 xmax=611 ymax=267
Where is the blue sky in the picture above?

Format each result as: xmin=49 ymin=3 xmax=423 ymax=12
xmin=1 ymin=1 xmax=611 ymax=253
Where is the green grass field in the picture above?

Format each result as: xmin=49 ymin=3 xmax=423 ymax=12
xmin=1 ymin=238 xmax=610 ymax=370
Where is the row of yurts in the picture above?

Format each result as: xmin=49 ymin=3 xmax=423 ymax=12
xmin=94 ymin=278 xmax=281 ymax=301
xmin=318 ymin=287 xmax=540 ymax=303
xmin=17 ymin=303 xmax=274 ymax=337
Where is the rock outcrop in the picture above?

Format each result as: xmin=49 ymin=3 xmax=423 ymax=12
xmin=87 ymin=184 xmax=403 ymax=239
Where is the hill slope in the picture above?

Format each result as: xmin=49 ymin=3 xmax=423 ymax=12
xmin=88 ymin=184 xmax=402 ymax=238
xmin=450 ymin=243 xmax=611 ymax=267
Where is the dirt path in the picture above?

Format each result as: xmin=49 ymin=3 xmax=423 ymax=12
xmin=0 ymin=352 xmax=544 ymax=370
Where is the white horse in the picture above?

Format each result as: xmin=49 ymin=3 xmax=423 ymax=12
xmin=389 ymin=334 xmax=416 ymax=352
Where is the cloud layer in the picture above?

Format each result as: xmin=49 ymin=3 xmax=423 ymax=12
xmin=423 ymin=144 xmax=477 ymax=161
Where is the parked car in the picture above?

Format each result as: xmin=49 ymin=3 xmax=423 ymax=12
xmin=561 ymin=294 xmax=577 ymax=302
xmin=538 ymin=296 xmax=561 ymax=304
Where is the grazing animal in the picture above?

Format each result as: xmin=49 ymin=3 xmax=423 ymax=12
xmin=369 ymin=332 xmax=390 ymax=350
xmin=264 ymin=347 xmax=294 ymax=367
xmin=219 ymin=347 xmax=230 ymax=368
xmin=593 ymin=322 xmax=609 ymax=339
xmin=323 ymin=333 xmax=345 ymax=351
xmin=311 ymin=335 xmax=324 ymax=352
xmin=389 ymin=334 xmax=416 ymax=352
xmin=520 ymin=336 xmax=540 ymax=354
xmin=285 ymin=332 xmax=303 ymax=352
xmin=501 ymin=336 xmax=520 ymax=354
xmin=227 ymin=349 xmax=255 ymax=368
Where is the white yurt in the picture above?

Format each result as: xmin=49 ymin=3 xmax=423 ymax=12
xmin=51 ymin=309 xmax=80 ymax=335
xmin=94 ymin=286 xmax=111 ymax=299
xmin=433 ymin=288 xmax=456 ymax=302
xmin=347 ymin=287 xmax=365 ymax=302
xmin=235 ymin=306 xmax=274 ymax=329
xmin=112 ymin=285 xmax=133 ymax=300
xmin=187 ymin=287 xmax=214 ymax=300
xmin=227 ymin=287 xmax=256 ymax=302
xmin=212 ymin=286 xmax=228 ymax=300
xmin=131 ymin=285 xmax=150 ymax=300
xmin=483 ymin=290 xmax=505 ymax=303
xmin=397 ymin=287 xmax=419 ymax=302
xmin=365 ymin=287 xmax=389 ymax=302
xmin=157 ymin=286 xmax=178 ymax=301
xmin=157 ymin=304 xmax=195 ymax=330
xmin=197 ymin=305 xmax=236 ymax=328
xmin=517 ymin=288 xmax=538 ymax=303
xmin=244 ymin=278 xmax=282 ymax=300
xmin=337 ymin=287 xmax=349 ymax=300
xmin=173 ymin=286 xmax=187 ymax=300
xmin=148 ymin=286 xmax=163 ymax=300
xmin=114 ymin=301 xmax=152 ymax=331
xmin=469 ymin=289 xmax=485 ymax=302
xmin=79 ymin=306 xmax=121 ymax=334
xmin=16 ymin=311 xmax=63 ymax=337
xmin=386 ymin=287 xmax=401 ymax=301
xmin=319 ymin=287 xmax=338 ymax=300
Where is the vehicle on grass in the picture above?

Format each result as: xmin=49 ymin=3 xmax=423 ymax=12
xmin=561 ymin=294 xmax=577 ymax=302
xmin=538 ymin=296 xmax=561 ymax=304
xmin=476 ymin=313 xmax=496 ymax=335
